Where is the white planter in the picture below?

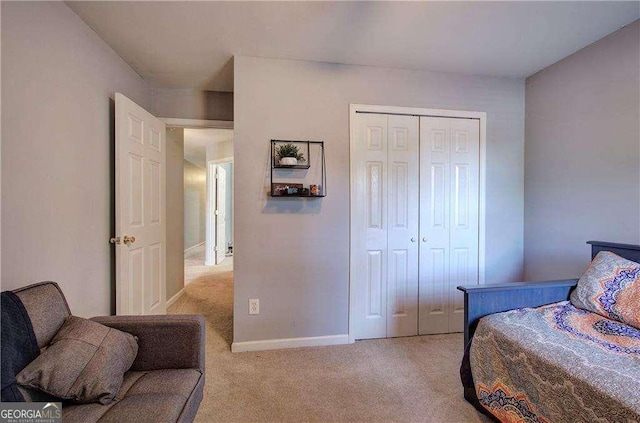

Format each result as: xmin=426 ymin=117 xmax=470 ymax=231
xmin=279 ymin=157 xmax=298 ymax=166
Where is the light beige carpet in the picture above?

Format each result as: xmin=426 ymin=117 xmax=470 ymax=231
xmin=169 ymin=255 xmax=490 ymax=422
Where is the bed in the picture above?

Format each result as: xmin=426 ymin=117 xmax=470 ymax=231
xmin=457 ymin=241 xmax=640 ymax=422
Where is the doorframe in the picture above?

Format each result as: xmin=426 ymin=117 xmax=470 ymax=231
xmin=161 ymin=118 xmax=233 ymax=130
xmin=348 ymin=104 xmax=487 ymax=343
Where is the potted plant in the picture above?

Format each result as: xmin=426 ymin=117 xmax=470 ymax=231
xmin=276 ymin=143 xmax=305 ymax=166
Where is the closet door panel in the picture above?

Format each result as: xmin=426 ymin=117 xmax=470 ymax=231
xmin=448 ymin=118 xmax=480 ymax=332
xmin=419 ymin=117 xmax=451 ymax=334
xmin=353 ymin=113 xmax=388 ymax=339
xmin=386 ymin=115 xmax=419 ymax=337
xmin=426 ymin=247 xmax=447 ymax=314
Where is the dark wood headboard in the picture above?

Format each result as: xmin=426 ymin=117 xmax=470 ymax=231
xmin=457 ymin=240 xmax=640 ymax=346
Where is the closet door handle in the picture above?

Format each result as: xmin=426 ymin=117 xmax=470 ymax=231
xmin=422 ymin=237 xmax=428 ymax=242
xmin=410 ymin=238 xmax=416 ymax=243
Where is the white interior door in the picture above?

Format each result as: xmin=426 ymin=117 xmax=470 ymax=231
xmin=418 ymin=117 xmax=451 ymax=333
xmin=353 ymin=113 xmax=388 ymax=340
xmin=386 ymin=115 xmax=419 ymax=337
xmin=114 ymin=93 xmax=167 ymax=315
xmin=352 ymin=113 xmax=419 ymax=340
xmin=205 ymin=162 xmax=216 ymax=266
xmin=419 ymin=116 xmax=479 ymax=334
xmin=215 ymin=166 xmax=227 ymax=264
xmin=448 ymin=118 xmax=480 ymax=331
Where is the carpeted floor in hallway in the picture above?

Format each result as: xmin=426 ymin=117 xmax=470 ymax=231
xmin=169 ymin=249 xmax=490 ymax=422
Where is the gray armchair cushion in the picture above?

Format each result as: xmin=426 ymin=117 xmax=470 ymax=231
xmin=91 ymin=315 xmax=205 ymax=372
xmin=62 ymin=369 xmax=203 ymax=423
xmin=16 ymin=316 xmax=138 ymax=404
xmin=14 ymin=282 xmax=71 ymax=348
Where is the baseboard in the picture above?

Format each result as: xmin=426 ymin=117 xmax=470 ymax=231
xmin=166 ymin=288 xmax=185 ymax=308
xmin=184 ymin=242 xmax=205 ymax=255
xmin=231 ymin=334 xmax=349 ymax=353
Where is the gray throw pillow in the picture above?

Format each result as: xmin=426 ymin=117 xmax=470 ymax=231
xmin=16 ymin=316 xmax=138 ymax=404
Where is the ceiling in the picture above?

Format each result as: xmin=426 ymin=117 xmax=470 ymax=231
xmin=66 ymin=1 xmax=639 ymax=92
xmin=183 ymin=128 xmax=233 ymax=167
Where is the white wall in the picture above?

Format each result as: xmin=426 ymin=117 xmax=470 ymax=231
xmin=1 ymin=2 xmax=152 ymax=316
xmin=206 ymin=141 xmax=233 ymax=162
xmin=234 ymin=56 xmax=525 ymax=343
xmin=166 ymin=128 xmax=185 ymax=299
xmin=183 ymin=160 xmax=206 ymax=250
xmin=524 ymin=21 xmax=640 ymax=280
xmin=152 ymin=88 xmax=233 ymax=121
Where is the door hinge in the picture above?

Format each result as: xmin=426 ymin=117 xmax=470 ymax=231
xmin=214 ymin=246 xmax=218 ymax=252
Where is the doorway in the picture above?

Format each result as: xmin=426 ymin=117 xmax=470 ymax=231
xmin=163 ymin=118 xmax=234 ymax=322
xmin=348 ymin=104 xmax=487 ymax=342
xmin=182 ymin=127 xmax=234 ymax=283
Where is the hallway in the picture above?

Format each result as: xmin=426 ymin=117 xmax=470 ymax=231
xmin=184 ymin=244 xmax=233 ymax=285
xmin=168 ymin=244 xmax=234 ymax=347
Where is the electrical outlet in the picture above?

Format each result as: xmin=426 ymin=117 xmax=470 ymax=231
xmin=249 ymin=299 xmax=259 ymax=315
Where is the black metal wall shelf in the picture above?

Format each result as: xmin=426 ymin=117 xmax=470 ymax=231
xmin=273 ymin=164 xmax=310 ymax=170
xmin=270 ymin=140 xmax=326 ymax=198
xmin=272 ymin=193 xmax=327 ymax=198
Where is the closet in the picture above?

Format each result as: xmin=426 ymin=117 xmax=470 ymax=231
xmin=351 ymin=110 xmax=480 ymax=340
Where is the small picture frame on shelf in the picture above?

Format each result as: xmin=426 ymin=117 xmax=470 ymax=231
xmin=271 ymin=183 xmax=303 ymax=196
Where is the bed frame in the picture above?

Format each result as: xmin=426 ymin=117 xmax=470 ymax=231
xmin=457 ymin=240 xmax=640 ymax=346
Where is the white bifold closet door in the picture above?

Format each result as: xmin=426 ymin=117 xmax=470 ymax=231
xmin=353 ymin=113 xmax=419 ymax=339
xmin=419 ymin=116 xmax=479 ymax=334
xmin=353 ymin=112 xmax=480 ymax=340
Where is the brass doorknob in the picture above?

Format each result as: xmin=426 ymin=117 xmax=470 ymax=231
xmin=123 ymin=235 xmax=136 ymax=245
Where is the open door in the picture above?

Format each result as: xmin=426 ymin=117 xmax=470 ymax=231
xmin=113 ymin=93 xmax=167 ymax=315
xmin=215 ymin=166 xmax=227 ymax=264
xmin=206 ymin=163 xmax=228 ymax=266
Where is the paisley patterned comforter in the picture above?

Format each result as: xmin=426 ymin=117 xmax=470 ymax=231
xmin=470 ymin=301 xmax=640 ymax=422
